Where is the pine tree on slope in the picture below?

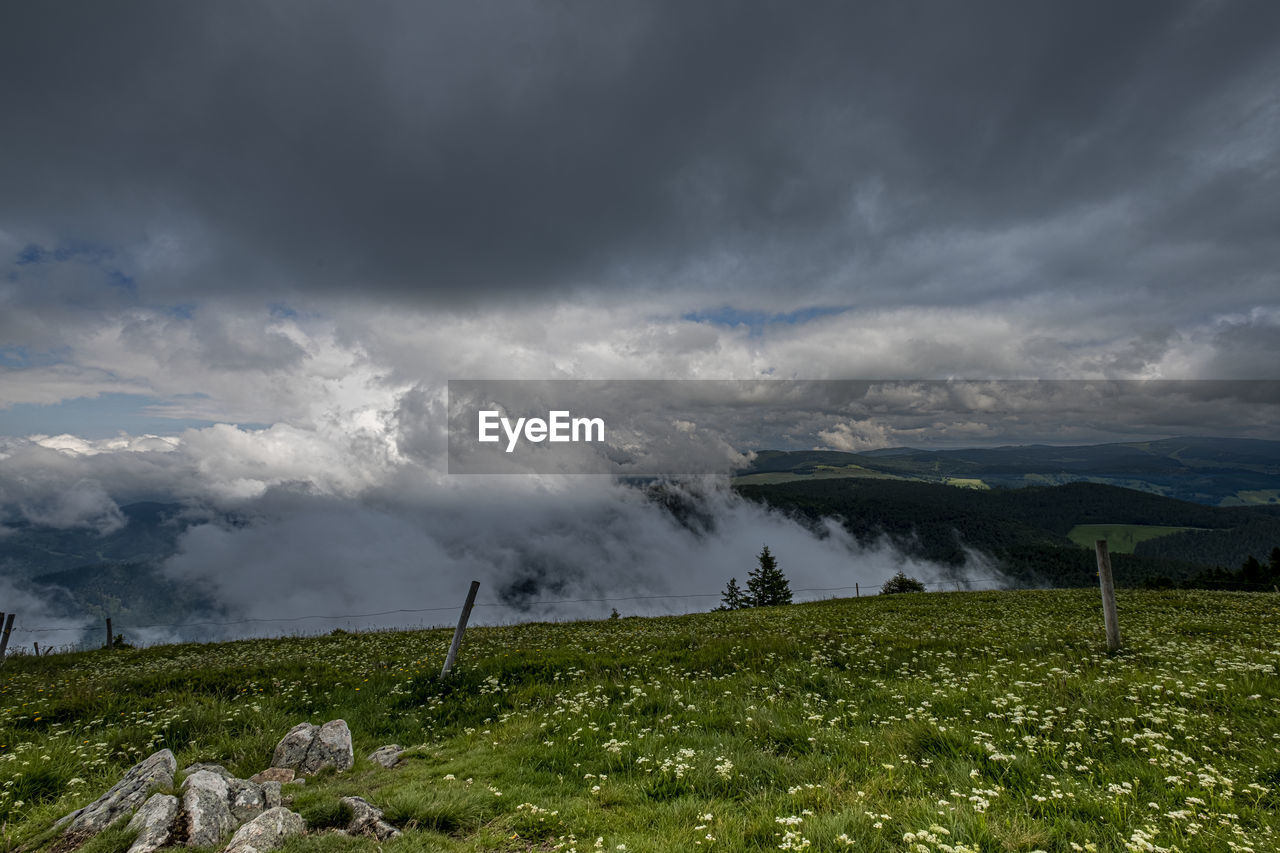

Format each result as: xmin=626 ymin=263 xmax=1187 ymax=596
xmin=747 ymin=545 xmax=792 ymax=607
xmin=718 ymin=577 xmax=747 ymax=610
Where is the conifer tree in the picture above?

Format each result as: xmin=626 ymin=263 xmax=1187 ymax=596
xmin=1240 ymin=554 xmax=1265 ymax=586
xmin=746 ymin=545 xmax=792 ymax=607
xmin=718 ymin=576 xmax=746 ymax=610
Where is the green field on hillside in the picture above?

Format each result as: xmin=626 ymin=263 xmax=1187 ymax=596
xmin=1066 ymin=524 xmax=1203 ymax=554
xmin=942 ymin=477 xmax=989 ymax=490
xmin=732 ymin=465 xmax=908 ymax=486
xmin=1222 ymin=490 xmax=1280 ymax=507
xmin=3 ymin=590 xmax=1278 ymax=852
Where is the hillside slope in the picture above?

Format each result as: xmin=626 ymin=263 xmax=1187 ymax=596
xmin=2 ymin=589 xmax=1277 ymax=852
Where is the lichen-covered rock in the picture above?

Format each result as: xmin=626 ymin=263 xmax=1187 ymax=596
xmin=269 ymin=723 xmax=315 ymax=771
xmin=248 ymin=767 xmax=295 ymax=785
xmin=270 ymin=720 xmax=353 ymax=775
xmin=181 ymin=769 xmax=234 ymax=847
xmin=124 ymin=793 xmax=178 ymax=853
xmin=340 ymin=796 xmax=400 ymax=841
xmin=58 ymin=749 xmax=177 ymax=837
xmin=367 ymin=745 xmax=404 ymax=768
xmin=261 ymin=781 xmax=283 ymax=810
xmin=222 ymin=807 xmax=305 ymax=853
xmin=309 ymin=720 xmax=354 ymax=773
xmin=227 ymin=777 xmax=267 ymax=824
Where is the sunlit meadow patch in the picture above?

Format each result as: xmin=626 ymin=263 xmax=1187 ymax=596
xmin=0 ymin=589 xmax=1277 ymax=851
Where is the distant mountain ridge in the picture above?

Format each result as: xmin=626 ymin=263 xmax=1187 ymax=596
xmin=736 ymin=435 xmax=1280 ymax=506
xmin=0 ymin=501 xmax=191 ymax=579
xmin=0 ymin=502 xmax=222 ymax=643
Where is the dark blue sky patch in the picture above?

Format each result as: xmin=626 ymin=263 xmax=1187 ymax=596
xmin=16 ymin=241 xmax=116 ymax=265
xmin=106 ymin=268 xmax=137 ymax=291
xmin=0 ymin=346 xmax=30 ymax=367
xmin=16 ymin=243 xmax=50 ymax=265
xmin=0 ymin=392 xmax=262 ymax=439
xmin=0 ymin=345 xmax=72 ymax=368
xmin=681 ymin=305 xmax=850 ymax=335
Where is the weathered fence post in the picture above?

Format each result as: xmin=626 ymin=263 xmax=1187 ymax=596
xmin=1094 ymin=540 xmax=1122 ymax=651
xmin=855 ymin=583 xmax=859 ymax=598
xmin=0 ymin=612 xmax=14 ymax=661
xmin=440 ymin=581 xmax=481 ymax=678
xmin=105 ymin=617 xmax=113 ymax=650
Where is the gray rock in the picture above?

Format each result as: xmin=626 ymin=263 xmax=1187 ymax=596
xmin=270 ymin=719 xmax=353 ymax=775
xmin=309 ymin=720 xmax=354 ymax=773
xmin=222 ymin=807 xmax=305 ymax=853
xmin=58 ymin=749 xmax=177 ymax=837
xmin=181 ymin=769 xmax=234 ymax=847
xmin=269 ymin=723 xmax=315 ymax=771
xmin=227 ymin=777 xmax=267 ymax=824
xmin=367 ymin=745 xmax=404 ymax=768
xmin=125 ymin=793 xmax=179 ymax=853
xmin=261 ymin=781 xmax=283 ymax=810
xmin=249 ymin=767 xmax=295 ymax=784
xmin=181 ymin=762 xmax=233 ymax=780
xmin=341 ymin=796 xmax=400 ymax=841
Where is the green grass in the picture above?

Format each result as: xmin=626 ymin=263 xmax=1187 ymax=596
xmin=1066 ymin=523 xmax=1204 ymax=553
xmin=2 ymin=589 xmax=1278 ymax=852
xmin=942 ymin=477 xmax=988 ymax=490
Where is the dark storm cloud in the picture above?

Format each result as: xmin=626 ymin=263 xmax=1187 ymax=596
xmin=4 ymin=1 xmax=1278 ymax=307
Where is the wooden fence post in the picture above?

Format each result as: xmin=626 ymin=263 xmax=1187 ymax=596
xmin=1094 ymin=540 xmax=1122 ymax=651
xmin=440 ymin=581 xmax=481 ymax=678
xmin=0 ymin=613 xmax=14 ymax=661
xmin=855 ymin=583 xmax=859 ymax=598
xmin=105 ymin=617 xmax=113 ymax=650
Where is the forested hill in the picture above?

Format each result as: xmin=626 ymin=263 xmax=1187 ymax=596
xmin=735 ymin=436 xmax=1280 ymax=506
xmin=734 ymin=479 xmax=1280 ymax=589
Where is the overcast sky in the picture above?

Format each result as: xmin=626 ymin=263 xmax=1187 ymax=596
xmin=4 ymin=1 xmax=1279 ymax=429
xmin=1 ymin=2 xmax=1278 ymax=636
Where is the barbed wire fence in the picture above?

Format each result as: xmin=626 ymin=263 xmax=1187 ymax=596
xmin=2 ymin=576 xmax=1013 ymax=654
xmin=2 ymin=573 xmax=1276 ymax=657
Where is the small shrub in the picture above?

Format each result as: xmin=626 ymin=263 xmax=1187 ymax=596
xmin=880 ymin=571 xmax=926 ymax=594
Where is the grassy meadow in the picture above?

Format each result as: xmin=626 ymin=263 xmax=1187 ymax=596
xmin=1 ymin=589 xmax=1278 ymax=852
